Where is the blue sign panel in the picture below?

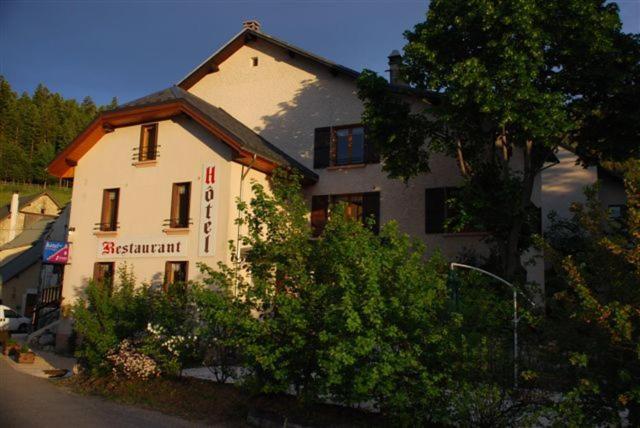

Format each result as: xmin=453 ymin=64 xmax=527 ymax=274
xmin=43 ymin=241 xmax=69 ymax=264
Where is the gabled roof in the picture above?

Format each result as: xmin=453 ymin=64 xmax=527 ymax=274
xmin=178 ymin=28 xmax=361 ymax=90
xmin=48 ymin=86 xmax=318 ymax=182
xmin=0 ymin=192 xmax=61 ymax=220
xmin=0 ymin=218 xmax=52 ymax=251
xmin=177 ymin=28 xmax=440 ymax=104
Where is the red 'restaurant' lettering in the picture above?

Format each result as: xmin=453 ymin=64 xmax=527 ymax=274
xmin=102 ymin=241 xmax=115 ymax=255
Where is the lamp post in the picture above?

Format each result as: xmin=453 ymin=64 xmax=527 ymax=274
xmin=449 ymin=262 xmax=535 ymax=388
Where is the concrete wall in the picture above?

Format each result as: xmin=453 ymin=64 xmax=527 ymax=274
xmin=540 ymin=147 xmax=598 ymax=232
xmin=1 ymin=261 xmax=40 ymax=313
xmin=63 ymin=116 xmax=269 ymax=304
xmin=0 ymin=194 xmax=59 ymax=246
xmin=189 ymin=39 xmax=486 ymax=258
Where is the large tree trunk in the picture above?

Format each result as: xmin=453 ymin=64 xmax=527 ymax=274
xmin=503 ymin=140 xmax=537 ymax=281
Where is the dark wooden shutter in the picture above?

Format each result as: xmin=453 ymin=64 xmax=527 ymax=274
xmin=93 ymin=263 xmax=101 ymax=282
xmin=363 ymin=127 xmax=380 ymax=164
xmin=311 ymin=195 xmax=329 ymax=236
xmin=425 ymin=188 xmax=446 ymax=233
xmin=313 ymin=127 xmax=331 ymax=169
xmin=362 ymin=192 xmax=380 ymax=234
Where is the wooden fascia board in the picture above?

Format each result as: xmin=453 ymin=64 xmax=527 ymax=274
xmin=48 ymin=100 xmax=282 ymax=178
xmin=47 ymin=103 xmax=182 ymax=177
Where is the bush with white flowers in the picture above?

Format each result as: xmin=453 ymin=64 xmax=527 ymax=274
xmin=106 ymin=339 xmax=160 ymax=380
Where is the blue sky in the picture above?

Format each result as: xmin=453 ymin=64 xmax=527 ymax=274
xmin=1 ymin=0 xmax=638 ymax=105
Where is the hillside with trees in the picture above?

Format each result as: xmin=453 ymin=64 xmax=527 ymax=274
xmin=0 ymin=76 xmax=117 ymax=183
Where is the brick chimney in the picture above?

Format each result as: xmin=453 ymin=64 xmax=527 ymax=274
xmin=387 ymin=50 xmax=406 ymax=86
xmin=8 ymin=192 xmax=19 ymax=242
xmin=243 ymin=20 xmax=261 ymax=32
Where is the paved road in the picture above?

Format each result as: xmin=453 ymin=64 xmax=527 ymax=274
xmin=0 ymin=357 xmax=208 ymax=427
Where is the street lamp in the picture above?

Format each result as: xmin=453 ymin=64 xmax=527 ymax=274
xmin=449 ymin=262 xmax=536 ymax=388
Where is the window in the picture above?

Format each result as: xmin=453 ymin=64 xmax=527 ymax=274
xmin=608 ymin=204 xmax=627 ymax=220
xmin=169 ymin=183 xmax=191 ymax=228
xmin=138 ymin=124 xmax=158 ymax=161
xmin=4 ymin=309 xmax=19 ymax=318
xmin=100 ymin=188 xmax=119 ymax=231
xmin=93 ymin=262 xmax=115 ymax=288
xmin=313 ymin=125 xmax=379 ymax=168
xmin=252 ymin=57 xmax=259 ymax=67
xmin=425 ymin=187 xmax=459 ymax=233
xmin=311 ymin=192 xmax=380 ymax=236
xmin=164 ymin=261 xmax=188 ymax=289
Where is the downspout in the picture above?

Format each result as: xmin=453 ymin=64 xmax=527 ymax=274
xmin=235 ymin=154 xmax=257 ymax=295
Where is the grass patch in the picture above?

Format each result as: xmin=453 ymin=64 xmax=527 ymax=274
xmin=0 ymin=183 xmax=72 ymax=207
xmin=59 ymin=375 xmax=383 ymax=427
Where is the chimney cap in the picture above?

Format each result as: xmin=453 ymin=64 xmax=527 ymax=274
xmin=388 ymin=49 xmax=401 ymax=59
xmin=243 ymin=20 xmax=261 ymax=32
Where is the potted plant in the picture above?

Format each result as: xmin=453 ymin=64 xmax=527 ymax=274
xmin=2 ymin=338 xmax=20 ymax=356
xmin=16 ymin=344 xmax=35 ymax=364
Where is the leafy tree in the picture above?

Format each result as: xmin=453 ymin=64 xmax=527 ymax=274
xmin=358 ymin=0 xmax=640 ymax=280
xmin=538 ymin=162 xmax=640 ymax=424
xmin=209 ymin=169 xmax=517 ymax=423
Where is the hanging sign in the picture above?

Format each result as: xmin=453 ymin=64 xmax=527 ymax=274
xmin=43 ymin=241 xmax=70 ymax=264
xmin=199 ymin=164 xmax=218 ymax=256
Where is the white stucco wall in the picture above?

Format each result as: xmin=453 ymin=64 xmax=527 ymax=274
xmin=189 ymin=39 xmax=486 ymax=258
xmin=63 ymin=116 xmax=268 ymax=304
xmin=540 ymin=147 xmax=598 ymax=232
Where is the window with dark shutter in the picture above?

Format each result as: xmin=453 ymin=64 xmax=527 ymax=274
xmin=93 ymin=262 xmax=115 ymax=288
xmin=314 ymin=127 xmax=331 ymax=169
xmin=362 ymin=192 xmax=380 ymax=234
xmin=170 ymin=183 xmax=191 ymax=228
xmin=312 ymin=192 xmax=380 ymax=236
xmin=139 ymin=124 xmax=158 ymax=161
xmin=314 ymin=125 xmax=379 ymax=169
xmin=363 ymin=127 xmax=380 ymax=164
xmin=100 ymin=188 xmax=119 ymax=231
xmin=311 ymin=195 xmax=329 ymax=236
xmin=425 ymin=188 xmax=447 ymax=233
xmin=164 ymin=261 xmax=188 ymax=290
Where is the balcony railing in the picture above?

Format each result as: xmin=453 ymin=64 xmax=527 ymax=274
xmin=132 ymin=145 xmax=161 ymax=162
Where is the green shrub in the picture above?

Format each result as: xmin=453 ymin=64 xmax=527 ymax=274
xmin=72 ymin=264 xmax=198 ymax=376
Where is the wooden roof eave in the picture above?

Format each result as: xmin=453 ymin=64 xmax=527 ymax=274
xmin=47 ymin=100 xmax=285 ymax=178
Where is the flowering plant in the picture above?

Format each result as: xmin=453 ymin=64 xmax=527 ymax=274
xmin=106 ymin=339 xmax=160 ymax=380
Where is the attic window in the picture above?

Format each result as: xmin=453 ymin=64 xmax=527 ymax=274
xmin=252 ymin=57 xmax=259 ymax=67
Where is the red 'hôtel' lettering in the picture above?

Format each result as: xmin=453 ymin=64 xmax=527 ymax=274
xmin=205 ymin=166 xmax=216 ymax=184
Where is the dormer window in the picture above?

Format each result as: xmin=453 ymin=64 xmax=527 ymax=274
xmin=138 ymin=124 xmax=158 ymax=162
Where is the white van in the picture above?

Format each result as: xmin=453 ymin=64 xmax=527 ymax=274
xmin=0 ymin=305 xmax=31 ymax=333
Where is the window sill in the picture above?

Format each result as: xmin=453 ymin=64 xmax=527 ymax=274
xmin=442 ymin=231 xmax=488 ymax=238
xmin=132 ymin=160 xmax=158 ymax=167
xmin=94 ymin=230 xmax=118 ymax=237
xmin=326 ymin=163 xmax=366 ymax=171
xmin=162 ymin=227 xmax=190 ymax=235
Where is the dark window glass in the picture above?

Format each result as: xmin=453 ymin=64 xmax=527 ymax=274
xmin=4 ymin=309 xmax=19 ymax=318
xmin=100 ymin=189 xmax=119 ymax=231
xmin=332 ymin=126 xmax=365 ymax=166
xmin=170 ymin=183 xmax=191 ymax=228
xmin=332 ymin=194 xmax=364 ymax=221
xmin=139 ymin=124 xmax=158 ymax=161
xmin=164 ymin=261 xmax=188 ymax=290
xmin=425 ymin=187 xmax=465 ymax=233
xmin=311 ymin=192 xmax=380 ymax=236
xmin=93 ymin=262 xmax=115 ymax=288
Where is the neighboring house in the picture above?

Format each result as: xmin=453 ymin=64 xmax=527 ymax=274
xmin=0 ymin=192 xmax=61 ymax=246
xmin=0 ymin=205 xmax=70 ymax=320
xmin=46 ymin=22 xmax=627 ymax=347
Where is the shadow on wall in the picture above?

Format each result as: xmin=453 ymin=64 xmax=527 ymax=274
xmin=256 ymin=76 xmax=363 ymax=168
